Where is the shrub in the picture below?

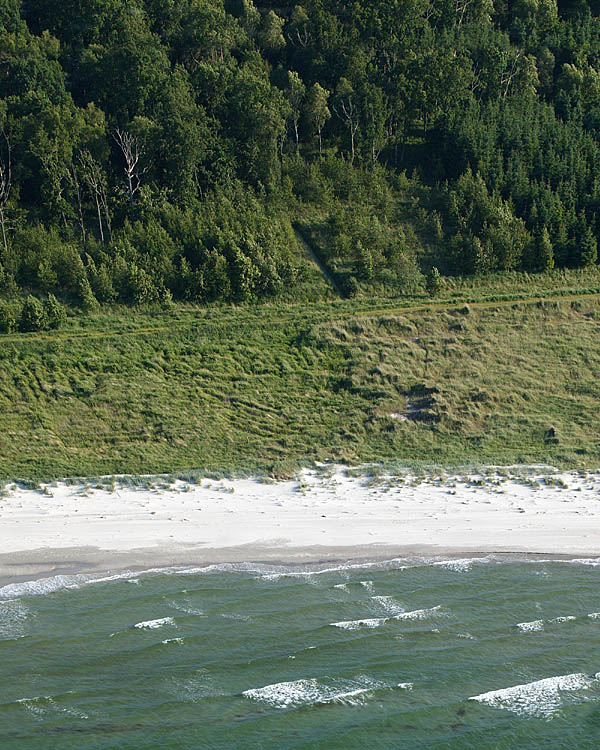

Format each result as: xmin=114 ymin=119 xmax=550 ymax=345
xmin=44 ymin=294 xmax=67 ymax=329
xmin=0 ymin=302 xmax=16 ymax=333
xmin=19 ymin=296 xmax=47 ymax=332
xmin=342 ymin=274 xmax=359 ymax=298
xmin=355 ymin=241 xmax=374 ymax=281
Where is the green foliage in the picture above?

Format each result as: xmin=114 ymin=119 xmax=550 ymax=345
xmin=426 ymin=267 xmax=442 ymax=297
xmin=355 ymin=242 xmax=374 ymax=281
xmin=580 ymin=227 xmax=598 ymax=267
xmin=77 ymin=275 xmax=99 ymax=312
xmin=19 ymin=295 xmax=47 ymax=332
xmin=536 ymin=228 xmax=555 ymax=272
xmin=0 ymin=302 xmax=16 ymax=333
xmin=43 ymin=294 xmax=66 ymax=329
xmin=1 ymin=0 xmax=600 ymax=307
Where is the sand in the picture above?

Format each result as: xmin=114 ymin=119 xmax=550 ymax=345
xmin=1 ymin=466 xmax=599 ymax=581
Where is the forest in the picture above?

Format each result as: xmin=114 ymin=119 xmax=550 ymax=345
xmin=1 ymin=0 xmax=600 ymax=325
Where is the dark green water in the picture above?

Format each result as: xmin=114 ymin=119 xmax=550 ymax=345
xmin=2 ymin=557 xmax=600 ymax=749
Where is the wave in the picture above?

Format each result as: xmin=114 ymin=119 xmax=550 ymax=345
xmin=469 ymin=672 xmax=600 ymax=718
xmin=517 ymin=620 xmax=544 ymax=633
xmin=134 ymin=617 xmax=175 ymax=630
xmin=395 ymin=605 xmax=444 ymax=621
xmin=0 ymin=567 xmax=176 ymax=599
xmin=331 ymin=605 xmax=444 ymax=630
xmin=331 ymin=617 xmax=387 ymax=630
xmin=518 ymin=614 xmax=579 ymax=632
xmin=433 ymin=559 xmax=478 ymax=572
xmin=3 ymin=554 xmax=595 ymax=602
xmin=564 ymin=558 xmax=600 ymax=567
xmin=242 ymin=675 xmax=410 ymax=709
xmin=371 ymin=596 xmax=405 ymax=616
xmin=15 ymin=694 xmax=89 ymax=720
xmin=166 ymin=599 xmax=204 ymax=616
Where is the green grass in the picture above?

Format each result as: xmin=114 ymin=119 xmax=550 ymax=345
xmin=2 ymin=271 xmax=600 ymax=479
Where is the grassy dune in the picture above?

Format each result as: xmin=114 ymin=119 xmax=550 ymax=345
xmin=2 ymin=272 xmax=600 ymax=479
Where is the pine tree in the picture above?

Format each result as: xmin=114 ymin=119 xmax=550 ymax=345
xmin=355 ymin=241 xmax=374 ymax=280
xmin=580 ymin=227 xmax=598 ymax=267
xmin=426 ymin=267 xmax=442 ymax=297
xmin=76 ymin=275 xmax=99 ymax=312
xmin=536 ymin=227 xmax=554 ymax=271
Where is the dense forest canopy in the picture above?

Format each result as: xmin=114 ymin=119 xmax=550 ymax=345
xmin=1 ymin=0 xmax=600 ymax=318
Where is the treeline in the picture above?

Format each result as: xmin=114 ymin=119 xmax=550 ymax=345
xmin=0 ymin=0 xmax=599 ymax=307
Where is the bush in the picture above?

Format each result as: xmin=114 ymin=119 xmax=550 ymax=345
xmin=0 ymin=302 xmax=16 ymax=333
xmin=19 ymin=296 xmax=47 ymax=332
xmin=341 ymin=274 xmax=359 ymax=298
xmin=44 ymin=294 xmax=67 ymax=329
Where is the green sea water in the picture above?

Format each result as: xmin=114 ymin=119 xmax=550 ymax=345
xmin=2 ymin=557 xmax=600 ymax=749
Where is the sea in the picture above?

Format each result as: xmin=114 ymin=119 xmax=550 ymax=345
xmin=2 ymin=557 xmax=600 ymax=749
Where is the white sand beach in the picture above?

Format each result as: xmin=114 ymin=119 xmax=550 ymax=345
xmin=1 ymin=466 xmax=599 ymax=580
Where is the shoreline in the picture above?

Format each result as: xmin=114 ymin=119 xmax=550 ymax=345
xmin=1 ymin=466 xmax=599 ymax=586
xmin=1 ymin=545 xmax=597 ymax=592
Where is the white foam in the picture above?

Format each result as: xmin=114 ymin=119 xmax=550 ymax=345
xmin=162 ymin=637 xmax=184 ymax=645
xmin=0 ymin=599 xmax=29 ymax=640
xmin=167 ymin=600 xmax=203 ymax=616
xmin=243 ymin=675 xmax=391 ymax=709
xmin=434 ymin=559 xmax=475 ymax=573
xmin=394 ymin=605 xmax=444 ymax=621
xmin=134 ymin=617 xmax=175 ymax=630
xmin=565 ymin=558 xmax=600 ymax=567
xmin=0 ymin=574 xmax=91 ymax=599
xmin=518 ymin=615 xmax=579 ymax=632
xmin=0 ymin=567 xmax=175 ymax=599
xmin=371 ymin=596 xmax=405 ymax=616
xmin=331 ymin=617 xmax=387 ymax=630
xmin=255 ymin=559 xmax=408 ymax=582
xmin=332 ymin=605 xmax=443 ymax=629
xmin=517 ymin=620 xmax=545 ymax=633
xmin=470 ymin=673 xmax=599 ymax=718
xmin=16 ymin=694 xmax=88 ymax=720
xmin=588 ymin=612 xmax=600 ymax=619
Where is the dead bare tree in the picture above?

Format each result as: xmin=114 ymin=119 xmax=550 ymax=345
xmin=423 ymin=0 xmax=436 ymax=22
xmin=500 ymin=49 xmax=523 ymax=99
xmin=78 ymin=150 xmax=112 ymax=244
xmin=113 ymin=129 xmax=145 ymax=217
xmin=0 ymin=130 xmax=12 ymax=255
xmin=286 ymin=24 xmax=312 ymax=48
xmin=454 ymin=0 xmax=474 ymax=28
xmin=332 ymin=96 xmax=359 ymax=163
